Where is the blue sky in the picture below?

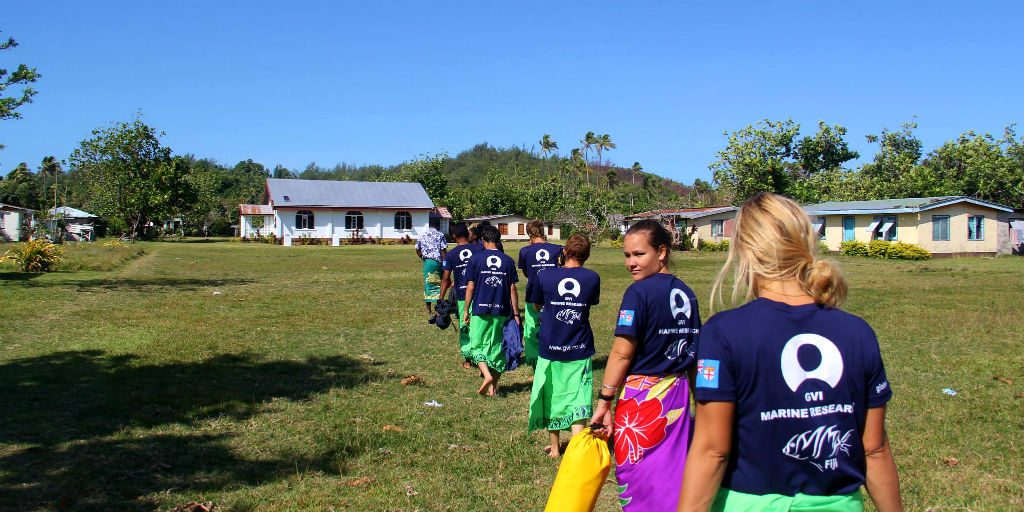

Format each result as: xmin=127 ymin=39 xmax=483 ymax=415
xmin=3 ymin=1 xmax=1022 ymax=183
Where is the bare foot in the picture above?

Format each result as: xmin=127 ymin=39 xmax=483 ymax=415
xmin=548 ymin=449 xmax=560 ymax=458
xmin=478 ymin=375 xmax=494 ymax=395
xmin=543 ymin=445 xmax=552 ymax=454
xmin=487 ymin=385 xmax=496 ymax=397
xmin=461 ymin=361 xmax=472 ymax=370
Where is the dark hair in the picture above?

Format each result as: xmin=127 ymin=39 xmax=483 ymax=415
xmin=450 ymin=222 xmax=469 ymax=240
xmin=626 ymin=219 xmax=672 ymax=265
xmin=480 ymin=225 xmax=502 ymax=244
xmin=526 ymin=220 xmax=546 ymax=239
xmin=562 ymin=234 xmax=591 ymax=264
xmin=469 ymin=223 xmax=482 ymax=240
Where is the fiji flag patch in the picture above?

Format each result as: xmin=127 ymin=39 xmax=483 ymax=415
xmin=696 ymin=359 xmax=720 ymax=389
xmin=617 ymin=310 xmax=635 ymax=326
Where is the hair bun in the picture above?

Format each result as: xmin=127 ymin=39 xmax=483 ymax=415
xmin=806 ymin=258 xmax=847 ymax=308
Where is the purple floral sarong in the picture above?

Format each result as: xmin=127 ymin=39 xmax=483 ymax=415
xmin=613 ymin=374 xmax=691 ymax=511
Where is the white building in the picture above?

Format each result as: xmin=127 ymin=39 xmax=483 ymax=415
xmin=242 ymin=179 xmax=437 ymax=246
xmin=1 ymin=203 xmax=34 ymax=242
xmin=48 ymin=206 xmax=98 ymax=241
xmin=463 ymin=214 xmax=561 ymax=241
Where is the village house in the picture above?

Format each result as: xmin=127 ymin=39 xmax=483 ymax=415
xmin=240 ymin=179 xmax=436 ymax=246
xmin=463 ymin=214 xmax=561 ymax=241
xmin=623 ymin=206 xmax=738 ymax=248
xmin=48 ymin=206 xmax=98 ymax=242
xmin=1 ymin=203 xmax=34 ymax=242
xmin=804 ymin=196 xmax=1017 ymax=256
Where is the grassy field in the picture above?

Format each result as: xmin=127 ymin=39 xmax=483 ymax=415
xmin=1 ymin=240 xmax=1022 ymax=511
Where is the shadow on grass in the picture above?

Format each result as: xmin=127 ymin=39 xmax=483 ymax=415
xmin=0 ymin=350 xmax=377 ymax=510
xmin=3 ymin=276 xmax=254 ymax=292
xmin=0 ymin=271 xmax=44 ymax=282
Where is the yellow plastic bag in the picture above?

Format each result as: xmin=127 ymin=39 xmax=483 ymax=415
xmin=544 ymin=428 xmax=611 ymax=512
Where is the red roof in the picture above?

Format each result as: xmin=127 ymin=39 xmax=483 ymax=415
xmin=240 ymin=204 xmax=274 ymax=215
xmin=626 ymin=206 xmax=733 ymax=220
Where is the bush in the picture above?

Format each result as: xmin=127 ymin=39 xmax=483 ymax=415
xmin=699 ymin=239 xmax=729 ymax=252
xmin=609 ymin=238 xmax=624 ymax=248
xmin=818 ymin=241 xmax=831 ymax=254
xmin=867 ymin=240 xmax=892 ymax=258
xmin=839 ymin=240 xmax=868 ymax=256
xmin=889 ymin=242 xmax=931 ymax=260
xmin=2 ymin=239 xmax=64 ymax=272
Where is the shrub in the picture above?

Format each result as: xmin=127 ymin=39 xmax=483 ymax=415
xmin=840 ymin=240 xmax=868 ymax=256
xmin=2 ymin=239 xmax=64 ymax=272
xmin=889 ymin=242 xmax=931 ymax=260
xmin=867 ymin=240 xmax=892 ymax=258
xmin=609 ymin=238 xmax=624 ymax=248
xmin=818 ymin=241 xmax=831 ymax=254
xmin=699 ymin=239 xmax=729 ymax=252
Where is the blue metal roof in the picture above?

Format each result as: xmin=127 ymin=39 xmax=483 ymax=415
xmin=804 ymin=196 xmax=1012 ymax=215
xmin=49 ymin=206 xmax=97 ymax=218
xmin=266 ymin=179 xmax=435 ymax=209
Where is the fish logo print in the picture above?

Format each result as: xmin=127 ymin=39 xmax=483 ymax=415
xmin=782 ymin=425 xmax=854 ymax=471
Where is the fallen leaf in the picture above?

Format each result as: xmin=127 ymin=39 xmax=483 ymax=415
xmin=383 ymin=424 xmax=404 ymax=432
xmin=942 ymin=457 xmax=960 ymax=467
xmin=346 ymin=476 xmax=375 ymax=487
xmin=993 ymin=376 xmax=1014 ymax=385
xmin=322 ymin=266 xmax=328 ymax=270
xmin=405 ymin=484 xmax=418 ymax=496
xmin=401 ymin=375 xmax=425 ymax=386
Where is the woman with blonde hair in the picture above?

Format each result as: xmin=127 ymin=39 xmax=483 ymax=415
xmin=679 ymin=192 xmax=902 ymax=512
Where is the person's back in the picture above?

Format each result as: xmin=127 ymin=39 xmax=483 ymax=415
xmin=697 ymin=299 xmax=890 ymax=497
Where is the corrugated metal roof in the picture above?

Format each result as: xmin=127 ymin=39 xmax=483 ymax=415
xmin=464 ymin=214 xmax=516 ymax=221
xmin=0 ymin=202 xmax=34 ymax=212
xmin=626 ymin=206 xmax=736 ymax=221
xmin=266 ymin=179 xmax=434 ymax=208
xmin=805 ymin=196 xmax=1012 ymax=214
xmin=49 ymin=206 xmax=97 ymax=218
xmin=432 ymin=206 xmax=453 ymax=219
xmin=240 ymin=204 xmax=274 ymax=215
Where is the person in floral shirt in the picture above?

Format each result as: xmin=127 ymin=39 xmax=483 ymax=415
xmin=415 ymin=225 xmax=448 ymax=322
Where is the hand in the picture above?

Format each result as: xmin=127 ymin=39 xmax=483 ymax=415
xmin=513 ymin=314 xmax=521 ymax=326
xmin=589 ymin=400 xmax=614 ymax=439
xmin=462 ymin=315 xmax=470 ymax=327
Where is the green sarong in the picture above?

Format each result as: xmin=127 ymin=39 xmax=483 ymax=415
xmin=712 ymin=488 xmax=863 ymax=512
xmin=522 ymin=303 xmax=541 ymax=366
xmin=456 ymin=299 xmax=470 ymax=359
xmin=469 ymin=314 xmax=506 ymax=373
xmin=422 ymin=259 xmax=442 ymax=303
xmin=528 ymin=356 xmax=593 ymax=432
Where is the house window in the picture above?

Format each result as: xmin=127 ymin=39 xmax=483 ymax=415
xmin=711 ymin=220 xmax=724 ymax=238
xmin=295 ymin=210 xmax=314 ymax=230
xmin=547 ymin=224 xmax=554 ymax=236
xmin=813 ymin=216 xmax=826 ymax=239
xmin=871 ymin=215 xmax=898 ymax=241
xmin=345 ymin=211 xmax=364 ymax=230
xmin=394 ymin=211 xmax=412 ymax=230
xmin=498 ymin=223 xmax=508 ymax=235
xmin=518 ymin=224 xmax=526 ymax=236
xmin=932 ymin=215 xmax=950 ymax=241
xmin=967 ymin=215 xmax=984 ymax=240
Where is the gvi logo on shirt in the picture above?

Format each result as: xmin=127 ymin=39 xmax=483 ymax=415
xmin=780 ymin=334 xmax=844 ymax=392
xmin=536 ymin=249 xmax=550 ymax=263
xmin=557 ymin=278 xmax=581 ymax=298
xmin=486 ymin=255 xmax=502 ymax=269
xmin=669 ymin=288 xmax=691 ymax=319
xmin=459 ymin=249 xmax=473 ymax=261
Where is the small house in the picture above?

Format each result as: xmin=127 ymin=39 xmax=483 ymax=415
xmin=623 ymin=207 xmax=738 ymax=248
xmin=48 ymin=206 xmax=98 ymax=241
xmin=1 ymin=203 xmax=34 ymax=242
xmin=238 ymin=204 xmax=276 ymax=239
xmin=252 ymin=179 xmax=436 ymax=246
xmin=463 ymin=214 xmax=561 ymax=241
xmin=804 ymin=196 xmax=1015 ymax=256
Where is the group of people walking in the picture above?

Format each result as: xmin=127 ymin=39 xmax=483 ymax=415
xmin=414 ymin=193 xmax=902 ymax=512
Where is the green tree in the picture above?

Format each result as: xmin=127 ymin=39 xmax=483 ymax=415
xmin=580 ymin=131 xmax=597 ymax=184
xmin=69 ymin=119 xmax=187 ymax=239
xmin=397 ymin=153 xmax=449 ymax=206
xmin=595 ymin=133 xmax=616 ymax=167
xmin=793 ymin=122 xmax=859 ymax=176
xmin=710 ymin=119 xmax=800 ymax=203
xmin=0 ymin=162 xmax=40 ymax=209
xmin=1 ymin=32 xmax=41 ymax=151
xmin=860 ymin=121 xmax=923 ymax=197
xmin=39 ymin=156 xmax=62 ymax=210
xmin=921 ymin=128 xmax=1022 ymax=207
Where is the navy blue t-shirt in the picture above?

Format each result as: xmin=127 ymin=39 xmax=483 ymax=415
xmin=694 ymin=298 xmax=893 ymax=497
xmin=442 ymin=243 xmax=481 ymax=301
xmin=614 ymin=272 xmax=701 ymax=376
xmin=518 ymin=242 xmax=563 ymax=299
xmin=465 ymin=249 xmax=519 ymax=316
xmin=529 ymin=267 xmax=600 ymax=361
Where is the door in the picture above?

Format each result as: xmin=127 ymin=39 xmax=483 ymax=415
xmin=1011 ymin=219 xmax=1024 ymax=254
xmin=842 ymin=217 xmax=855 ymax=241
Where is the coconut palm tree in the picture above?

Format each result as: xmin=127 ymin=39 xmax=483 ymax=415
xmin=540 ymin=134 xmax=558 ymax=176
xmin=595 ymin=133 xmax=616 ymax=166
xmin=630 ymin=161 xmax=642 ymax=185
xmin=580 ymin=132 xmax=597 ymax=184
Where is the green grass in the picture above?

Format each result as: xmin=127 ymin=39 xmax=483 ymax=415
xmin=1 ymin=241 xmax=1022 ymax=511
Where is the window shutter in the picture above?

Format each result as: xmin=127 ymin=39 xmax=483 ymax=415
xmin=518 ymin=224 xmax=525 ymax=236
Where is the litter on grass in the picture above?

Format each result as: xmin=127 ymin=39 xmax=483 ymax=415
xmin=942 ymin=388 xmax=957 ymax=396
xmin=424 ymin=400 xmax=443 ymax=408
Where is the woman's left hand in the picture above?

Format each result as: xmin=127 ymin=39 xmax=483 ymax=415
xmin=589 ymin=401 xmax=613 ymax=439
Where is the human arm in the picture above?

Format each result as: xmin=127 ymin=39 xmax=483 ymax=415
xmin=510 ymin=283 xmax=521 ymax=325
xmin=678 ymin=401 xmax=735 ymax=512
xmin=463 ymin=281 xmax=474 ymax=326
xmin=589 ymin=335 xmax=637 ymax=435
xmin=439 ymin=269 xmax=453 ymax=303
xmin=862 ymin=406 xmax=903 ymax=512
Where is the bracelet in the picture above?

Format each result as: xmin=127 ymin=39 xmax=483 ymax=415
xmin=601 ymin=384 xmax=618 ymax=391
xmin=597 ymin=392 xmax=616 ymax=402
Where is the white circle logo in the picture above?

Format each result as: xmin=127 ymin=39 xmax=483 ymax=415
xmin=780 ymin=334 xmax=844 ymax=392
xmin=536 ymin=249 xmax=550 ymax=263
xmin=670 ymin=288 xmax=691 ymax=319
xmin=486 ymin=255 xmax=502 ymax=269
xmin=557 ymin=278 xmax=581 ymax=298
xmin=459 ymin=249 xmax=472 ymax=261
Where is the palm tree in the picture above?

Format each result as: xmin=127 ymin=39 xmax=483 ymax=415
xmin=630 ymin=161 xmax=642 ymax=185
xmin=580 ymin=132 xmax=597 ymax=184
xmin=40 ymin=156 xmax=62 ymax=210
xmin=606 ymin=169 xmax=618 ymax=189
xmin=595 ymin=133 xmax=616 ymax=166
xmin=641 ymin=172 xmax=656 ymax=200
xmin=540 ymin=134 xmax=558 ymax=176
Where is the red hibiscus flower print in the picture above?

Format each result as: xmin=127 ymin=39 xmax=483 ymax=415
xmin=614 ymin=397 xmax=667 ymax=466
